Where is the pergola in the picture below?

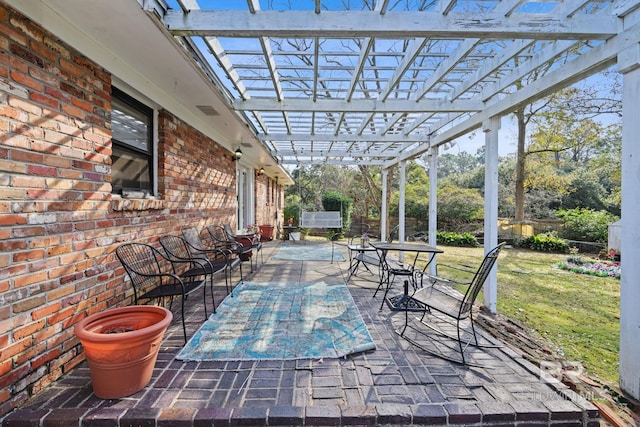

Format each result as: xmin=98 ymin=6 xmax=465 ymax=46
xmin=154 ymin=1 xmax=640 ymax=399
xmin=8 ymin=0 xmax=640 ymax=401
xmin=159 ymin=0 xmax=623 ymax=169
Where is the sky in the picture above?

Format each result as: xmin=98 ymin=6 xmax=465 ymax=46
xmin=446 ymin=70 xmax=621 ymax=158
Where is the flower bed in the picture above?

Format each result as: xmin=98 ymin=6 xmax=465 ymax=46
xmin=557 ymin=256 xmax=621 ymax=279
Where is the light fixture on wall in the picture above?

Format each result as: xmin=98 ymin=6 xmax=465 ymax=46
xmin=257 ymin=167 xmax=265 ymax=176
xmin=233 ymin=148 xmax=243 ymax=161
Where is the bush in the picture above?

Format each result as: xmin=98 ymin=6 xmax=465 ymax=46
xmin=284 ymin=194 xmax=302 ymax=225
xmin=524 ymin=231 xmax=569 ymax=253
xmin=556 ymin=208 xmax=618 ymax=243
xmin=436 ymin=231 xmax=478 ymax=247
xmin=321 ymin=191 xmax=352 ymax=231
xmin=437 ymin=185 xmax=484 ymax=228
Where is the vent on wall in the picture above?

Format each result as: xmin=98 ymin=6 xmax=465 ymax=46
xmin=196 ymin=105 xmax=220 ymax=116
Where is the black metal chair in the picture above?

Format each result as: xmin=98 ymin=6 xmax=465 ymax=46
xmin=181 ymin=226 xmax=243 ymax=294
xmin=224 ymin=224 xmax=263 ymax=271
xmin=115 ymin=242 xmax=207 ymax=343
xmin=400 ymin=242 xmax=505 ymax=365
xmin=207 ymin=225 xmax=253 ymax=263
xmin=159 ymin=234 xmax=228 ymax=313
xmin=372 ymin=246 xmax=416 ymax=310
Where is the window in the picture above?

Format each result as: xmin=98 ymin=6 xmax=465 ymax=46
xmin=111 ymin=87 xmax=153 ymax=196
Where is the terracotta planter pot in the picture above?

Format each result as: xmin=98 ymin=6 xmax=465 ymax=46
xmin=258 ymin=224 xmax=274 ymax=241
xmin=74 ymin=305 xmax=172 ymax=399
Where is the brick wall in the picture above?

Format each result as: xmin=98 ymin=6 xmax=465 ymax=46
xmin=0 ymin=3 xmax=281 ymax=416
xmin=254 ymin=173 xmax=279 ymax=228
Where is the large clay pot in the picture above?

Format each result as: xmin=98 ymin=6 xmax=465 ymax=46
xmin=74 ymin=305 xmax=172 ymax=399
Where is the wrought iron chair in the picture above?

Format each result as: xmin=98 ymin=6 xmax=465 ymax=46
xmin=400 ymin=242 xmax=505 ymax=365
xmin=343 ymin=228 xmax=380 ymax=282
xmin=224 ymin=224 xmax=263 ymax=271
xmin=159 ymin=234 xmax=228 ymax=313
xmin=115 ymin=242 xmax=208 ymax=343
xmin=207 ymin=225 xmax=252 ymax=264
xmin=372 ymin=246 xmax=416 ymax=310
xmin=181 ymin=226 xmax=243 ymax=294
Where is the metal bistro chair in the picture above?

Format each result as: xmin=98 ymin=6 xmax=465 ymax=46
xmin=372 ymin=246 xmax=416 ymax=310
xmin=400 ymin=242 xmax=505 ymax=365
xmin=181 ymin=226 xmax=244 ymax=295
xmin=116 ymin=242 xmax=208 ymax=343
xmin=207 ymin=225 xmax=253 ymax=267
xmin=159 ymin=234 xmax=228 ymax=313
xmin=224 ymin=224 xmax=263 ymax=271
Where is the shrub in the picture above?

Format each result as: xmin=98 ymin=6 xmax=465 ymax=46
xmin=437 ymin=185 xmax=484 ymax=228
xmin=524 ymin=231 xmax=570 ymax=253
xmin=284 ymin=194 xmax=302 ymax=225
xmin=321 ymin=191 xmax=352 ymax=231
xmin=436 ymin=231 xmax=478 ymax=247
xmin=556 ymin=208 xmax=618 ymax=243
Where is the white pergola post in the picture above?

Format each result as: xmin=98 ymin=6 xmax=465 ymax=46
xmin=380 ymin=169 xmax=389 ymax=242
xmin=618 ymin=44 xmax=640 ymax=400
xmin=428 ymin=145 xmax=439 ymax=276
xmin=398 ymin=160 xmax=407 ymax=262
xmin=483 ymin=116 xmax=500 ymax=314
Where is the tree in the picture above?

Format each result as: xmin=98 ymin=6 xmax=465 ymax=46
xmin=513 ymin=81 xmax=621 ymax=220
xmin=436 ymin=151 xmax=483 ymax=179
xmin=437 ymin=185 xmax=484 ymax=229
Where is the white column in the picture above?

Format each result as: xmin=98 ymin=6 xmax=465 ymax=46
xmin=428 ymin=145 xmax=439 ymax=276
xmin=483 ymin=116 xmax=500 ymax=314
xmin=380 ymin=169 xmax=389 ymax=242
xmin=398 ymin=160 xmax=407 ymax=262
xmin=618 ymin=44 xmax=640 ymax=400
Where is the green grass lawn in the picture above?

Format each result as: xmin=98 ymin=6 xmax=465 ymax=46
xmin=429 ymin=245 xmax=620 ymax=385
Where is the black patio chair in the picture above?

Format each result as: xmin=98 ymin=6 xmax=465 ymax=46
xmin=224 ymin=224 xmax=263 ymax=271
xmin=400 ymin=242 xmax=505 ymax=365
xmin=207 ymin=225 xmax=253 ymax=262
xmin=372 ymin=247 xmax=415 ymax=310
xmin=115 ymin=242 xmax=208 ymax=343
xmin=181 ymin=226 xmax=243 ymax=294
xmin=159 ymin=234 xmax=228 ymax=313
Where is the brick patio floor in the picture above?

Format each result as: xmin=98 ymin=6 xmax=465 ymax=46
xmin=1 ymin=240 xmax=600 ymax=426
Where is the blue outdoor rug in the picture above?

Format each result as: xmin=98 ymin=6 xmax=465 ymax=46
xmin=273 ymin=242 xmax=346 ymax=262
xmin=176 ymin=281 xmax=376 ymax=361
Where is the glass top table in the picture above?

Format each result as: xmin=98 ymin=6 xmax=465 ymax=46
xmin=371 ymin=241 xmax=443 ymax=311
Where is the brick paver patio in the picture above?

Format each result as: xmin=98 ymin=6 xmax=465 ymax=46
xmin=1 ymin=240 xmax=600 ymax=426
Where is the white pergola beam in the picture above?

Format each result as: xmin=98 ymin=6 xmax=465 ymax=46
xmin=279 ymin=158 xmax=388 ymax=165
xmin=164 ymin=10 xmax=617 ymax=39
xmin=234 ymin=98 xmax=483 ymax=112
xmin=273 ymin=148 xmax=403 ymax=157
xmin=258 ymin=133 xmax=429 ymax=142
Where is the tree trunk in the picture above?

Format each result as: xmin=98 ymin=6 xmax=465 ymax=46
xmin=515 ymin=108 xmax=527 ymax=221
xmin=358 ymin=165 xmax=382 ymax=214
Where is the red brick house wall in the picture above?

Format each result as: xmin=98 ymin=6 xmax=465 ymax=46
xmin=254 ymin=173 xmax=280 ymax=229
xmin=0 ymin=3 xmax=281 ymax=415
